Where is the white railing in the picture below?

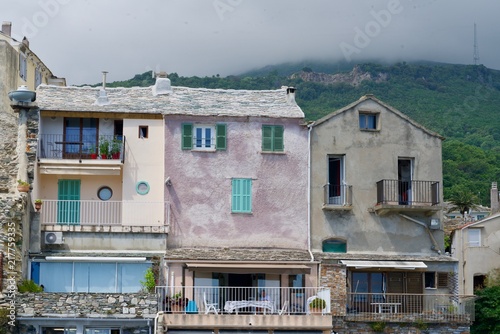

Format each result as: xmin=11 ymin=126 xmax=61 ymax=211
xmin=343 ymin=292 xmax=475 ymax=323
xmin=156 ymin=286 xmax=331 ymax=315
xmin=40 ymin=200 xmax=169 ymax=226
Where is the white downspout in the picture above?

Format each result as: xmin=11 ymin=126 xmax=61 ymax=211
xmin=307 ymin=123 xmax=314 ymax=262
xmin=399 ymin=213 xmax=442 ymax=254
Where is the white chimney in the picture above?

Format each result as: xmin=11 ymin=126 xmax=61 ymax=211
xmin=286 ymin=86 xmax=296 ymax=104
xmin=492 ymin=182 xmax=499 ymax=213
xmin=2 ymin=21 xmax=12 ymax=37
xmin=94 ymin=71 xmax=110 ymax=106
xmin=152 ymin=71 xmax=172 ymax=96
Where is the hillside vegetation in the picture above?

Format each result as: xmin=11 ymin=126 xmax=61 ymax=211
xmin=99 ymin=62 xmax=500 ymax=205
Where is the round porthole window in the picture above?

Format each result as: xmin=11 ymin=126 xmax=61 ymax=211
xmin=98 ymin=186 xmax=113 ymax=201
xmin=136 ymin=181 xmax=150 ymax=195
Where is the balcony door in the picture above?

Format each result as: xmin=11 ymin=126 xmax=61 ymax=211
xmin=63 ymin=117 xmax=98 ymax=158
xmin=398 ymin=158 xmax=413 ymax=205
xmin=57 ymin=179 xmax=81 ymax=225
xmin=328 ymin=156 xmax=345 ymax=205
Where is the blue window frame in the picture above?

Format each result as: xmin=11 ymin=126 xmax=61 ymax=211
xmin=359 ymin=113 xmax=378 ymax=130
xmin=232 ymin=178 xmax=252 ymax=213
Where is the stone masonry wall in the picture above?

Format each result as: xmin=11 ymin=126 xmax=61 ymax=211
xmin=320 ymin=262 xmax=347 ymax=316
xmin=16 ymin=293 xmax=157 ymax=318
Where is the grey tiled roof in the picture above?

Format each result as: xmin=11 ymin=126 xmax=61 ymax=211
xmin=36 ymin=84 xmax=304 ymax=118
xmin=314 ymin=252 xmax=457 ymax=263
xmin=165 ymin=248 xmax=313 ymax=262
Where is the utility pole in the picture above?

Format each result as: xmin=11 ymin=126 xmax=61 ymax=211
xmin=473 ymin=23 xmax=480 ymax=65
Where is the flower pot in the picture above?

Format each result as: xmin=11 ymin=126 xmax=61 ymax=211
xmin=17 ymin=185 xmax=30 ymax=193
xmin=90 ymin=153 xmax=98 ymax=159
xmin=35 ymin=202 xmax=42 ymax=212
xmin=111 ymin=153 xmax=120 ymax=159
xmin=100 ymin=154 xmax=108 ymax=159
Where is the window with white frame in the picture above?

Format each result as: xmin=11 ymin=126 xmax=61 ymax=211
xmin=182 ymin=123 xmax=226 ymax=151
xmin=359 ymin=112 xmax=379 ymax=130
xmin=468 ymin=229 xmax=481 ymax=247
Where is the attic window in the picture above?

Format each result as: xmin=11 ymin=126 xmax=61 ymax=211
xmin=359 ymin=112 xmax=379 ymax=130
xmin=139 ymin=126 xmax=148 ymax=139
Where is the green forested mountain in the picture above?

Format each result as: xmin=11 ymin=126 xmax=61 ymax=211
xmin=99 ymin=62 xmax=500 ymax=205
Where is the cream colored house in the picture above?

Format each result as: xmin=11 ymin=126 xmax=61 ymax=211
xmin=451 ymin=182 xmax=500 ymax=295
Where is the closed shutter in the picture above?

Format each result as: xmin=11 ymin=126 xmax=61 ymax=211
xmin=182 ymin=123 xmax=193 ymax=150
xmin=57 ymin=179 xmax=81 ymax=225
xmin=273 ymin=125 xmax=284 ymax=151
xmin=232 ymin=179 xmax=252 ymax=213
xmin=406 ymin=272 xmax=423 ymax=313
xmin=216 ymin=124 xmax=226 ymax=150
xmin=262 ymin=125 xmax=273 ymax=151
xmin=437 ymin=272 xmax=449 ymax=288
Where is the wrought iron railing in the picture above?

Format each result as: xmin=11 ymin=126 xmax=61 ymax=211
xmin=38 ymin=134 xmax=125 ymax=161
xmin=376 ymin=180 xmax=440 ymax=206
xmin=323 ymin=184 xmax=352 ymax=206
xmin=40 ymin=200 xmax=169 ymax=226
xmin=342 ymin=292 xmax=474 ymax=323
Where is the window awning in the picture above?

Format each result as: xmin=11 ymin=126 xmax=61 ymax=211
xmin=39 ymin=165 xmax=121 ymax=175
xmin=185 ymin=263 xmax=311 ymax=274
xmin=340 ymin=260 xmax=427 ymax=270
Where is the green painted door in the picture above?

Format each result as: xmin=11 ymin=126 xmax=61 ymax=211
xmin=57 ymin=179 xmax=81 ymax=225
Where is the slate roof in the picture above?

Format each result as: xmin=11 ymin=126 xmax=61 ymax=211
xmin=36 ymin=84 xmax=304 ymax=119
xmin=165 ymin=248 xmax=313 ymax=262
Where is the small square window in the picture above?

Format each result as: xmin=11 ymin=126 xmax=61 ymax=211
xmin=425 ymin=272 xmax=436 ymax=288
xmin=139 ymin=126 xmax=148 ymax=138
xmin=359 ymin=113 xmax=378 ymax=130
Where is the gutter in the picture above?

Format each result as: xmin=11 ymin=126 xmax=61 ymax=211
xmin=399 ymin=213 xmax=442 ymax=254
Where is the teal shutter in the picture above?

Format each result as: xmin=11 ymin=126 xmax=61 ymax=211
xmin=57 ymin=179 xmax=81 ymax=225
xmin=262 ymin=125 xmax=273 ymax=151
xmin=216 ymin=124 xmax=226 ymax=150
xmin=181 ymin=123 xmax=193 ymax=150
xmin=232 ymin=179 xmax=252 ymax=213
xmin=274 ymin=126 xmax=284 ymax=151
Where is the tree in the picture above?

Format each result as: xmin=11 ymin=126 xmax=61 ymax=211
xmin=472 ymin=270 xmax=500 ymax=334
xmin=447 ymin=189 xmax=480 ymax=218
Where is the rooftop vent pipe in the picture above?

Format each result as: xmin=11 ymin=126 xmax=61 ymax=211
xmin=94 ymin=71 xmax=110 ymax=106
xmin=286 ymin=86 xmax=296 ymax=103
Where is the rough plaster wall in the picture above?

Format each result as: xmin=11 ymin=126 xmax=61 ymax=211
xmin=310 ymin=99 xmax=443 ymax=254
xmin=165 ymin=115 xmax=309 ymax=250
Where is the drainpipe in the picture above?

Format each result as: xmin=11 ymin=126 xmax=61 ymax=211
xmin=307 ymin=123 xmax=314 ymax=262
xmin=398 ymin=213 xmax=442 ymax=254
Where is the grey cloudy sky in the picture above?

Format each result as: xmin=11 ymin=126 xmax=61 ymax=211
xmin=3 ymin=0 xmax=499 ymax=85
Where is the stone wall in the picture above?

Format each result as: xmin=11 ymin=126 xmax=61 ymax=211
xmin=16 ymin=292 xmax=158 ymax=318
xmin=320 ymin=262 xmax=346 ymax=316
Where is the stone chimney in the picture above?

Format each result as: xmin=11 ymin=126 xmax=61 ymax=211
xmin=491 ymin=182 xmax=499 ymax=213
xmin=152 ymin=72 xmax=172 ymax=96
xmin=2 ymin=21 xmax=12 ymax=37
xmin=286 ymin=86 xmax=296 ymax=104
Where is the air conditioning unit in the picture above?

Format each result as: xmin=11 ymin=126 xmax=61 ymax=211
xmin=45 ymin=232 xmax=64 ymax=245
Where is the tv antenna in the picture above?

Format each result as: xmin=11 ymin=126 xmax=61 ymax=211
xmin=473 ymin=23 xmax=480 ymax=65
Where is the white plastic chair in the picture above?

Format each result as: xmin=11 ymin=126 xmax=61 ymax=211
xmin=278 ymin=300 xmax=289 ymax=315
xmin=203 ymin=292 xmax=219 ymax=314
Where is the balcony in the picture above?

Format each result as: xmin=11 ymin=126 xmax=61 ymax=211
xmin=40 ymin=200 xmax=169 ymax=230
xmin=156 ymin=286 xmax=333 ymax=331
xmin=322 ymin=184 xmax=353 ymax=211
xmin=37 ymin=134 xmax=125 ymax=172
xmin=341 ymin=292 xmax=474 ymax=324
xmin=373 ymin=180 xmax=441 ymax=216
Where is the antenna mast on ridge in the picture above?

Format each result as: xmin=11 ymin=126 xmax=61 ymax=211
xmin=473 ymin=23 xmax=480 ymax=65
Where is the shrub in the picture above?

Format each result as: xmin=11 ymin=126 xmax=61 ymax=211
xmin=17 ymin=279 xmax=43 ymax=293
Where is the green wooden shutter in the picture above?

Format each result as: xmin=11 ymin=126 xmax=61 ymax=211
xmin=274 ymin=125 xmax=284 ymax=151
xmin=232 ymin=179 xmax=252 ymax=213
xmin=216 ymin=124 xmax=226 ymax=150
xmin=181 ymin=123 xmax=193 ymax=150
xmin=262 ymin=125 xmax=273 ymax=151
xmin=57 ymin=179 xmax=81 ymax=225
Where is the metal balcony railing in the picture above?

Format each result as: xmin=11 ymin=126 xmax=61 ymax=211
xmin=40 ymin=200 xmax=169 ymax=226
xmin=156 ymin=286 xmax=331 ymax=315
xmin=342 ymin=292 xmax=474 ymax=323
xmin=38 ymin=134 xmax=125 ymax=161
xmin=323 ymin=184 xmax=352 ymax=206
xmin=376 ymin=180 xmax=440 ymax=206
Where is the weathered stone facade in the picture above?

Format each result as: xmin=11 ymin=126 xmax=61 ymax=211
xmin=16 ymin=293 xmax=158 ymax=318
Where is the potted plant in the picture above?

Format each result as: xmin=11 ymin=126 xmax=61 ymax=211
xmin=89 ymin=145 xmax=98 ymax=159
xmin=17 ymin=180 xmax=30 ymax=192
xmin=168 ymin=292 xmax=187 ymax=313
xmin=34 ymin=199 xmax=43 ymax=212
xmin=110 ymin=138 xmax=121 ymax=159
xmin=308 ymin=297 xmax=326 ymax=314
xmin=99 ymin=137 xmax=110 ymax=159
